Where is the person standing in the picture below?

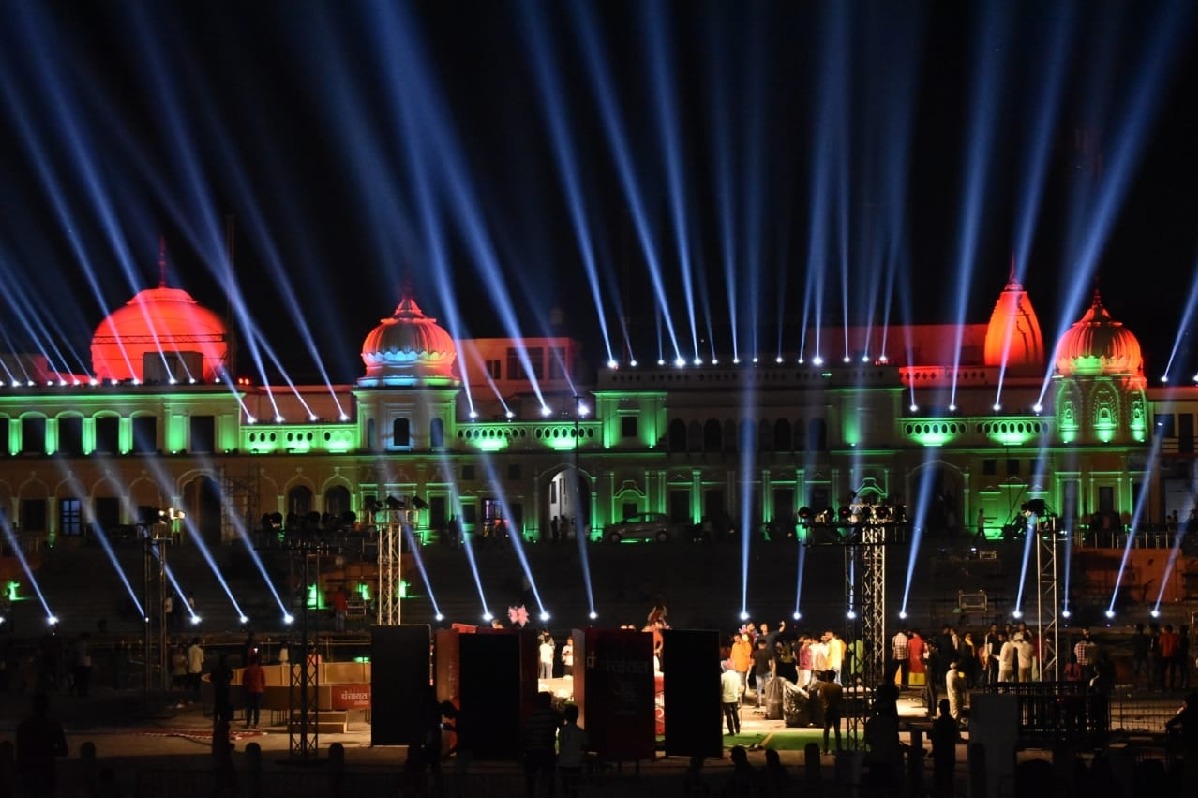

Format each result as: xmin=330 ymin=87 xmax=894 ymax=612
xmin=1014 ymin=633 xmax=1034 ymax=683
xmin=930 ymin=697 xmax=961 ymax=797
xmin=69 ymin=632 xmax=92 ymax=699
xmin=550 ymin=515 xmax=560 ymax=544
xmin=539 ymin=631 xmax=555 ymax=679
xmin=242 ymin=653 xmax=266 ymax=729
xmin=210 ymin=653 xmax=235 ymax=726
xmin=890 ymin=628 xmax=910 ymax=688
xmin=720 ymin=662 xmax=742 ymax=736
xmin=751 ymin=638 xmax=774 ymax=709
xmin=331 ymin=585 xmax=349 ymax=634
xmin=521 ymin=691 xmax=563 ymax=796
xmin=730 ymin=632 xmax=753 ymax=706
xmin=561 ymin=636 xmax=575 ymax=677
xmin=815 ymin=670 xmax=845 ymax=754
xmin=556 ymin=704 xmax=589 ymax=797
xmin=186 ymin=637 xmax=205 ymax=701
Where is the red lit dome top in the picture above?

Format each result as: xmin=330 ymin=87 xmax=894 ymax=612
xmin=983 ymin=275 xmax=1044 ymax=369
xmin=359 ymin=296 xmax=460 ymax=387
xmin=1054 ymin=290 xmax=1144 ymax=379
xmin=91 ymin=283 xmax=227 ymax=382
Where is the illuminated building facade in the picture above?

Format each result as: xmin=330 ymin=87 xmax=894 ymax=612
xmin=0 ymin=272 xmax=1185 ymax=567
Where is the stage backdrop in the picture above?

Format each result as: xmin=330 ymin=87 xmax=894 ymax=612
xmin=663 ymin=628 xmax=723 ymax=759
xmin=576 ymin=628 xmax=655 ymax=761
xmin=370 ymin=624 xmax=431 ymax=746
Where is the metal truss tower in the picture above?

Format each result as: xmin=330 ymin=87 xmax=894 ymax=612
xmin=377 ymin=509 xmax=403 ymax=626
xmin=843 ymin=522 xmax=888 ymax=748
xmin=1035 ymin=520 xmax=1061 ymax=682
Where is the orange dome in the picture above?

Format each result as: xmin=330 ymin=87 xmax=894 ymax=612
xmin=359 ymin=296 xmax=459 ymax=387
xmin=91 ymin=284 xmax=227 ymax=382
xmin=1054 ymin=290 xmax=1143 ymax=378
xmin=983 ymin=276 xmax=1044 ymax=368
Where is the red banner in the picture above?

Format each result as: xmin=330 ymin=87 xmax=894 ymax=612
xmin=331 ymin=684 xmax=371 ymax=709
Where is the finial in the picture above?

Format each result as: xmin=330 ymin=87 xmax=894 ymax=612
xmin=157 ymin=236 xmax=168 ymax=288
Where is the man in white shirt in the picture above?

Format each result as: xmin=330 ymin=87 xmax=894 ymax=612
xmin=186 ymin=637 xmax=205 ymax=700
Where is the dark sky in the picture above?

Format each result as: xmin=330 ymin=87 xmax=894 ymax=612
xmin=1 ymin=0 xmax=1196 ymax=384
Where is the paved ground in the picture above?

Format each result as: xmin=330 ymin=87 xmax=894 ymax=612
xmin=0 ymin=679 xmax=956 ymax=797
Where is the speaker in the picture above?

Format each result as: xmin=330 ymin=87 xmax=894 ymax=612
xmin=663 ymin=629 xmax=723 ymax=759
xmin=370 ymin=625 xmax=431 ymax=745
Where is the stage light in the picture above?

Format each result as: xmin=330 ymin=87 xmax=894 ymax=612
xmin=657 ymin=359 xmax=666 ymax=366
xmin=739 ymin=611 xmax=749 ymax=621
xmin=1011 ymin=609 xmax=1023 ymax=619
xmin=606 ymin=359 xmax=618 ymax=369
xmin=247 ymin=416 xmax=257 ymax=424
xmin=1104 ymin=609 xmax=1116 ymax=619
xmin=540 ymin=405 xmax=551 ymax=417
xmin=483 ymin=611 xmax=493 ymax=621
xmin=694 ymin=358 xmax=703 ymax=365
xmin=469 ymin=410 xmax=479 ymax=419
xmin=899 ymin=610 xmax=908 ymax=620
xmin=792 ymin=611 xmax=802 ymax=620
xmin=47 ymin=615 xmax=59 ymax=626
xmin=775 ymin=356 xmax=784 ymax=364
xmin=861 ymin=356 xmax=870 ymax=363
xmin=385 ymin=495 xmax=404 ymax=510
xmin=191 ymin=615 xmax=203 ymax=626
xmin=239 ymin=615 xmax=249 ymax=625
xmin=948 ymin=403 xmax=957 ymax=412
xmin=308 ymin=414 xmax=318 ymax=422
xmin=505 ymin=410 xmax=515 ymax=419
xmin=843 ymin=356 xmax=851 ymax=363
xmin=732 ymin=358 xmax=741 ymax=364
xmin=812 ymin=356 xmax=824 ymax=366
xmin=540 ymin=611 xmax=550 ymax=621
xmin=435 ymin=613 xmax=445 ymax=622
xmin=1150 ymin=608 xmax=1161 ymax=618
xmin=629 ymin=360 xmax=638 ymax=367
xmin=847 ymin=610 xmax=857 ymax=620
xmin=879 ymin=356 xmax=889 ymax=364
xmin=275 ymin=415 xmax=284 ymax=423
xmin=283 ymin=614 xmax=294 ymax=625
xmin=909 ymin=404 xmax=919 ymax=412
xmin=711 ymin=358 xmax=719 ymax=365
xmin=993 ymin=403 xmax=1002 ymax=411
xmin=339 ymin=413 xmax=350 ymax=421
xmin=1062 ymin=608 xmax=1072 ymax=619
xmin=1032 ymin=403 xmax=1043 ymax=413
xmin=1161 ymin=375 xmax=1169 ymax=384
xmin=589 ymin=611 xmax=598 ymax=620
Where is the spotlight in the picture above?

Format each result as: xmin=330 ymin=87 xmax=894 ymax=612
xmin=283 ymin=614 xmax=294 ymax=625
xmin=339 ymin=413 xmax=350 ymax=421
xmin=589 ymin=611 xmax=598 ymax=620
xmin=308 ymin=414 xmax=318 ymax=422
xmin=846 ymin=610 xmax=857 ymax=620
xmin=1011 ymin=609 xmax=1023 ymax=619
xmin=1150 ymin=608 xmax=1161 ymax=618
xmin=47 ymin=615 xmax=59 ymax=626
xmin=710 ymin=358 xmax=719 ymax=365
xmin=861 ymin=355 xmax=870 ymax=363
xmin=657 ymin=359 xmax=666 ymax=366
xmin=435 ymin=613 xmax=444 ymax=622
xmin=539 ymin=611 xmax=550 ymax=621
xmin=1104 ymin=609 xmax=1116 ymax=619
xmin=246 ymin=416 xmax=257 ymax=424
xmin=899 ymin=610 xmax=908 ymax=620
xmin=505 ymin=410 xmax=515 ymax=419
xmin=694 ymin=358 xmax=703 ymax=365
xmin=948 ymin=403 xmax=957 ymax=412
xmin=365 ymin=498 xmax=382 ymax=513
xmin=483 ymin=611 xmax=493 ymax=621
xmin=909 ymin=403 xmax=919 ymax=413
xmin=842 ymin=356 xmax=851 ymax=363
xmin=412 ymin=495 xmax=428 ymax=510
xmin=674 ymin=357 xmax=686 ymax=367
xmin=238 ymin=615 xmax=249 ymax=625
xmin=732 ymin=358 xmax=741 ymax=364
xmin=540 ymin=406 xmax=551 ymax=417
xmin=775 ymin=356 xmax=783 ymax=364
xmin=797 ymin=506 xmax=813 ymax=523
xmin=739 ymin=611 xmax=749 ymax=621
xmin=275 ymin=415 xmax=284 ymax=423
xmin=752 ymin=357 xmax=759 ymax=364
xmin=469 ymin=410 xmax=479 ymax=419
xmin=1062 ymin=608 xmax=1072 ymax=619
xmin=606 ymin=359 xmax=618 ymax=369
xmin=385 ymin=495 xmax=405 ymax=510
xmin=879 ymin=356 xmax=889 ymax=364
xmin=792 ymin=611 xmax=802 ymax=620
xmin=1032 ymin=403 xmax=1043 ymax=413
xmin=993 ymin=403 xmax=1001 ymax=411
xmin=191 ymin=615 xmax=203 ymax=626
xmin=812 ymin=356 xmax=823 ymax=366
xmin=1161 ymin=375 xmax=1169 ymax=384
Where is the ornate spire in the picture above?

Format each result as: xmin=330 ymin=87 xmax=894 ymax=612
xmin=157 ymin=236 xmax=168 ymax=288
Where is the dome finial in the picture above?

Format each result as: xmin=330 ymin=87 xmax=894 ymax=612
xmin=157 ymin=236 xmax=168 ymax=288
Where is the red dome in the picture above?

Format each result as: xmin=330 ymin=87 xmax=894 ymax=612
xmin=91 ymin=284 xmax=227 ymax=382
xmin=359 ymin=296 xmax=459 ymax=386
xmin=1054 ymin=290 xmax=1143 ymax=379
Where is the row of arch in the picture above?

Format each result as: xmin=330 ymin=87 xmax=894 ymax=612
xmin=666 ymin=418 xmax=829 ymax=453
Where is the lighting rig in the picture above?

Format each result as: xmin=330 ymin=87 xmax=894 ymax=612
xmin=799 ymin=498 xmax=907 ymax=748
xmin=1021 ymin=499 xmax=1062 ymax=682
xmin=284 ymin=536 xmax=339 ymax=762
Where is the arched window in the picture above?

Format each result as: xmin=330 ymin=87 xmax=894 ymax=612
xmin=808 ymin=418 xmax=828 ymax=452
xmin=430 ymin=418 xmax=445 ymax=449
xmin=324 ymin=485 xmax=352 ymax=522
xmin=773 ymin=419 xmax=792 ymax=452
xmin=792 ymin=419 xmax=805 ymax=451
xmin=288 ymin=485 xmax=313 ymax=517
xmin=723 ymin=419 xmax=737 ymax=452
xmin=758 ymin=419 xmax=772 ymax=452
xmin=392 ymin=417 xmax=411 ymax=448
xmin=687 ymin=421 xmax=702 ymax=452
xmin=703 ymin=419 xmax=722 ymax=452
xmin=668 ymin=419 xmax=687 ymax=451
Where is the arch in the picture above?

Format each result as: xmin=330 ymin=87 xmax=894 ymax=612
xmin=773 ymin=419 xmax=792 ymax=452
xmin=687 ymin=420 xmax=702 ymax=452
xmin=667 ymin=419 xmax=687 ymax=451
xmin=757 ymin=419 xmax=772 ymax=452
xmin=702 ymin=419 xmax=722 ymax=452
xmin=807 ymin=418 xmax=828 ymax=452
xmin=429 ymin=417 xmax=445 ymax=449
xmin=324 ymin=484 xmax=352 ymax=523
xmin=723 ymin=419 xmax=736 ymax=452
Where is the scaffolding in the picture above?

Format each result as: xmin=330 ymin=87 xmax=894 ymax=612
xmin=220 ymin=468 xmax=260 ymax=544
xmin=1036 ymin=518 xmax=1061 ymax=682
xmin=376 ymin=509 xmax=404 ymax=626
xmin=842 ymin=521 xmax=890 ymax=748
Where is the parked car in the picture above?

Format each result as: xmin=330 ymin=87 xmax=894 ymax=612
xmin=604 ymin=512 xmax=672 ymax=543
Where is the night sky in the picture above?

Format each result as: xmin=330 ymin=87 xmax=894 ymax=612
xmin=1 ymin=1 xmax=1196 ymax=384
